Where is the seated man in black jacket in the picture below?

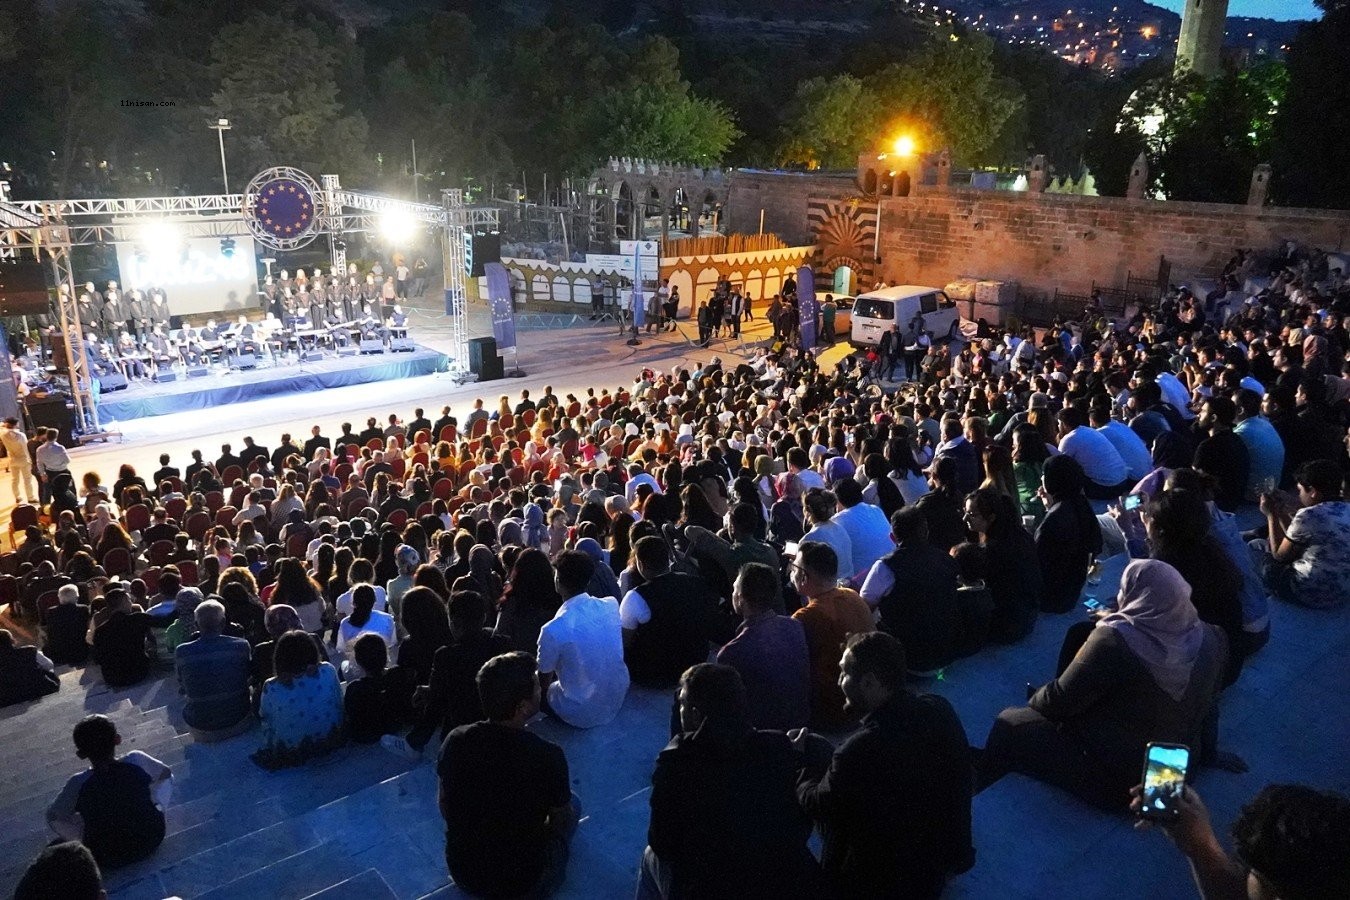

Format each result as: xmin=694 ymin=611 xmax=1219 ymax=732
xmin=42 ymin=584 xmax=91 ymax=667
xmin=619 ymin=536 xmax=729 ymax=686
xmin=860 ymin=507 xmax=959 ymax=675
xmin=793 ymin=632 xmax=974 ymax=899
xmin=639 ymin=663 xmax=823 ymax=899
xmin=0 ymin=629 xmax=60 ymax=707
xmin=92 ymin=588 xmax=156 ymax=687
xmin=382 ymin=590 xmax=508 ymax=761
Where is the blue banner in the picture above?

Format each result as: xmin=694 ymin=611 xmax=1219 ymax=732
xmin=484 ymin=263 xmax=516 ymax=351
xmin=797 ymin=265 xmax=817 ymax=350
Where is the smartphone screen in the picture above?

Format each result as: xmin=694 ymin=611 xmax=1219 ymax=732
xmin=1139 ymin=743 xmax=1190 ymax=821
xmin=784 ymin=541 xmax=800 ymax=557
xmin=1083 ymin=597 xmax=1103 ymax=612
xmin=1123 ymin=494 xmax=1142 ymax=512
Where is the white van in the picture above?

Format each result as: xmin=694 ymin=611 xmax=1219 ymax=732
xmin=849 ymin=285 xmax=961 ymax=350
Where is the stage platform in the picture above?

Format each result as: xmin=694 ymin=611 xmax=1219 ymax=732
xmin=97 ymin=345 xmax=449 ymax=421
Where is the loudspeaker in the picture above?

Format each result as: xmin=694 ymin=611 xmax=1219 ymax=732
xmin=234 ymin=353 xmax=257 ymax=370
xmin=96 ymin=373 xmax=128 ymax=393
xmin=468 ymin=335 xmax=503 ymax=381
xmin=154 ymin=370 xmax=177 ymax=383
xmin=467 ymin=231 xmax=501 ymax=278
xmin=186 ymin=365 xmax=209 ymax=378
xmin=337 ymin=344 xmax=359 ymax=357
xmin=0 ymin=261 xmax=50 ymax=316
xmin=390 ymin=337 xmax=415 ymax=353
xmin=25 ymin=396 xmax=75 ymax=445
xmin=359 ymin=339 xmax=384 ymax=355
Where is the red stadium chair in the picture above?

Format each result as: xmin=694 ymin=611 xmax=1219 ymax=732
xmin=148 ymin=540 xmax=174 ymax=567
xmin=205 ymin=491 xmax=224 ymax=515
xmin=165 ymin=497 xmax=187 ymax=522
xmin=185 ymin=511 xmax=212 ymax=543
xmin=100 ymin=547 xmax=133 ymax=578
xmin=415 ymin=501 xmax=434 ymax=519
xmin=386 ymin=508 xmax=408 ymax=529
xmin=220 ymin=465 xmax=243 ymax=485
xmin=177 ymin=559 xmax=198 ymax=586
xmin=439 ymin=425 xmax=457 ymax=444
xmin=433 ymin=478 xmax=456 ymax=502
xmin=123 ymin=504 xmax=151 ymax=534
xmin=214 ymin=507 xmax=238 ymax=530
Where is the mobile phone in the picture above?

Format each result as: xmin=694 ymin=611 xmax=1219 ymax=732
xmin=1138 ymin=742 xmax=1190 ymax=822
xmin=784 ymin=541 xmax=800 ymax=557
xmin=1083 ymin=597 xmax=1103 ymax=613
xmin=1122 ymin=493 xmax=1142 ymax=512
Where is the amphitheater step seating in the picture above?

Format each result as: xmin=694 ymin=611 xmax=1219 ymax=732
xmin=2 ymin=516 xmax=1348 ymax=899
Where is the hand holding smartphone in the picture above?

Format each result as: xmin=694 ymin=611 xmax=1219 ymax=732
xmin=1138 ymin=742 xmax=1190 ymax=822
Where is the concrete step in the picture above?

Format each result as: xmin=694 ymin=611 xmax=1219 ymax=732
xmin=196 ymin=839 xmax=367 ymax=900
xmin=304 ymin=868 xmax=399 ymax=900
xmin=154 ymin=816 xmax=321 ymax=900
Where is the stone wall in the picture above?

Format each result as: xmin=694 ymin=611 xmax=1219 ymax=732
xmin=725 ymin=171 xmax=858 ymax=246
xmin=726 ymin=167 xmax=1350 ymax=298
xmin=874 ymin=188 xmax=1350 ymax=297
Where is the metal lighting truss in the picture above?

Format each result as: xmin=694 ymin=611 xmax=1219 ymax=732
xmin=1 ymin=175 xmax=498 ymax=378
xmin=0 ymin=202 xmax=105 ymax=440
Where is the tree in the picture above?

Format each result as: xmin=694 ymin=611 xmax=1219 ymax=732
xmin=590 ymin=36 xmax=741 ymax=165
xmin=1271 ymin=2 xmax=1350 ymax=208
xmin=206 ymin=13 xmax=369 ymax=183
xmin=775 ymin=75 xmax=879 ymax=170
xmin=864 ymin=33 xmax=1024 ymax=166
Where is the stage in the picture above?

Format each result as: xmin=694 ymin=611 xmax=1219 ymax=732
xmin=96 ymin=345 xmax=449 ymax=421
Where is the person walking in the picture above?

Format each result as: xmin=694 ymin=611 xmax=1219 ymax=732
xmin=1 ymin=417 xmax=37 ymax=505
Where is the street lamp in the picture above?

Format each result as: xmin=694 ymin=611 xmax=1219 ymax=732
xmin=209 ymin=118 xmax=232 ymax=195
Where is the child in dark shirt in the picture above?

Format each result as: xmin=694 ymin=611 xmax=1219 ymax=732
xmin=343 ymin=634 xmax=400 ymax=743
xmin=951 ymin=542 xmax=994 ymax=658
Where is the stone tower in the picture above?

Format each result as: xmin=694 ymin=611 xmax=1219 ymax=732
xmin=1175 ymin=0 xmax=1229 ymax=78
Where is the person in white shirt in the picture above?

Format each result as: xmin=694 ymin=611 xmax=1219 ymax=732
xmin=337 ymin=584 xmax=397 ymax=678
xmin=1056 ymin=407 xmax=1131 ymax=499
xmin=1089 ymin=406 xmax=1153 ymax=482
xmin=830 ymin=479 xmax=894 ymax=585
xmin=335 ymin=558 xmax=389 ymax=617
xmin=800 ymin=488 xmax=854 ymax=580
xmin=787 ymin=447 xmax=824 ymax=491
xmin=0 ymin=417 xmax=36 ymax=504
xmin=536 ymin=551 xmax=629 ymax=728
xmin=1156 ymin=370 xmax=1196 ymax=420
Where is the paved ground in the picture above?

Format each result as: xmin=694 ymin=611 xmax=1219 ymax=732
xmin=1 ymin=306 xmax=1347 ymax=898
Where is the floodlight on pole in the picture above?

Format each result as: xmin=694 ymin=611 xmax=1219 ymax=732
xmin=209 ymin=118 xmax=232 ymax=195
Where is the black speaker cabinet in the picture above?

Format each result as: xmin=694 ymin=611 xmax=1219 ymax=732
xmin=97 ymin=372 xmax=128 ymax=392
xmin=154 ymin=369 xmax=177 ymax=383
xmin=25 ymin=397 xmax=75 ymax=445
xmin=468 ymin=336 xmax=503 ymax=381
xmin=234 ymin=353 xmax=257 ymax=370
xmin=186 ymin=365 xmax=209 ymax=378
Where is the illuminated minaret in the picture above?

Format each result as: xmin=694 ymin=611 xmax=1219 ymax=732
xmin=1175 ymin=0 xmax=1229 ymax=78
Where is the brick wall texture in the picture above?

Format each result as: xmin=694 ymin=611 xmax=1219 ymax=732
xmin=726 ymin=170 xmax=1350 ymax=297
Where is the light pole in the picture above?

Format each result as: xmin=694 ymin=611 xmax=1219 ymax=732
xmin=210 ymin=118 xmax=232 ymax=195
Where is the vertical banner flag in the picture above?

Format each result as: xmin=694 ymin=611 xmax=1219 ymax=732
xmin=631 ymin=245 xmax=645 ymax=328
xmin=797 ymin=265 xmax=818 ymax=350
xmin=484 ymin=262 xmax=516 ymax=352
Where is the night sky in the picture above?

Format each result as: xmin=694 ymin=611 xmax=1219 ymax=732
xmin=1150 ymin=0 xmax=1321 ymax=21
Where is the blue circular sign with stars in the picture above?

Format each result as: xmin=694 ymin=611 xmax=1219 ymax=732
xmin=242 ymin=166 xmax=324 ymax=251
xmin=256 ymin=178 xmax=315 ymax=241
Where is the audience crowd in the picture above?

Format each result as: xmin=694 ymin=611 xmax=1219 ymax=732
xmin=4 ymin=254 xmax=1350 ymax=898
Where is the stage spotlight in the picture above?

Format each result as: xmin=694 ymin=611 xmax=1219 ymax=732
xmin=334 ymin=239 xmax=346 ymax=251
xmin=139 ymin=220 xmax=180 ymax=254
xmin=220 ymin=237 xmax=236 ymax=258
xmin=379 ymin=212 xmax=415 ymax=244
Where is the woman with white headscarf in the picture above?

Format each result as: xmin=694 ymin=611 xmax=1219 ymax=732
xmin=976 ymin=559 xmax=1228 ymax=810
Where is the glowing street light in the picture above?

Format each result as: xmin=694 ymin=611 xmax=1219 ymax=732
xmin=893 ymin=135 xmax=917 ymax=157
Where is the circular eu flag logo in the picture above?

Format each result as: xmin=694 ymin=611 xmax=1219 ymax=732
xmin=255 ymin=178 xmax=316 ymax=242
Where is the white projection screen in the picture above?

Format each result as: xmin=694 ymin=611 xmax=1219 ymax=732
xmin=114 ymin=220 xmax=259 ymax=317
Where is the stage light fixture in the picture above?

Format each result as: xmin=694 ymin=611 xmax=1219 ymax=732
xmin=139 ymin=220 xmax=180 ymax=253
xmin=220 ymin=237 xmax=236 ymax=258
xmin=379 ymin=212 xmax=415 ymax=244
xmin=334 ymin=239 xmax=346 ymax=251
